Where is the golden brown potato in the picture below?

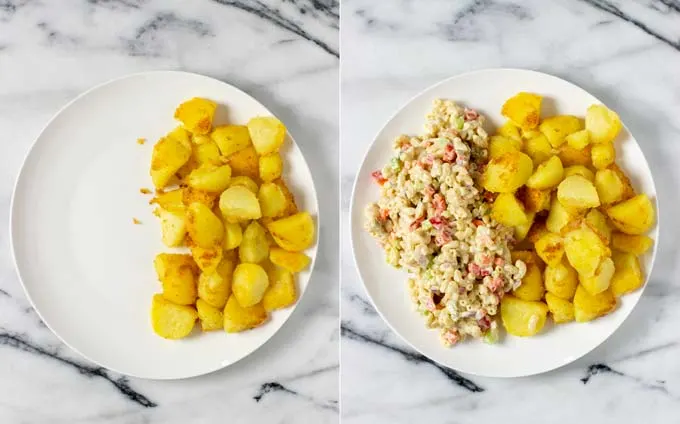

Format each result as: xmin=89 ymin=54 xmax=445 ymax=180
xmin=247 ymin=116 xmax=286 ymax=155
xmin=500 ymin=295 xmax=548 ymax=337
xmin=190 ymin=244 xmax=223 ymax=273
xmin=186 ymin=202 xmax=224 ymax=248
xmin=594 ymin=169 xmax=626 ymax=205
xmin=523 ymin=133 xmax=552 ymax=165
xmin=223 ymin=295 xmax=267 ymax=333
xmin=211 ymin=125 xmax=251 ymax=157
xmin=534 ymin=232 xmax=565 ymax=268
xmin=610 ymin=251 xmax=644 ymax=296
xmin=258 ymin=182 xmax=288 ymax=218
xmin=160 ymin=262 xmax=197 ymax=305
xmin=557 ymin=175 xmax=600 ymax=209
xmin=269 ymin=248 xmax=311 ymax=273
xmin=150 ymin=189 xmax=185 ymax=214
xmin=584 ymin=209 xmax=612 ymax=245
xmin=611 ymin=233 xmax=653 ymax=255
xmin=544 ymin=259 xmax=578 ymax=300
xmin=198 ymin=264 xmax=232 ymax=308
xmin=512 ymin=259 xmax=544 ymax=301
xmin=192 ymin=138 xmax=222 ymax=166
xmin=482 ymin=151 xmax=533 ymax=193
xmin=546 ymin=196 xmax=576 ymax=234
xmin=150 ymin=130 xmax=192 ymax=189
xmin=223 ymin=221 xmax=243 ymax=250
xmin=564 ymin=227 xmax=611 ymax=277
xmin=606 ymin=194 xmax=655 ymax=235
xmin=488 ymin=135 xmax=522 ymax=159
xmin=501 ymin=92 xmax=542 ymax=130
xmin=527 ymin=219 xmax=550 ymax=244
xmin=273 ymin=178 xmax=298 ymax=217
xmin=591 ymin=143 xmax=615 ymax=170
xmin=586 ymin=104 xmax=622 ymax=144
xmin=545 ymin=292 xmax=575 ymax=323
xmin=151 ymin=294 xmax=197 ymax=339
xmin=239 ymin=221 xmax=270 ymax=263
xmin=565 ymin=129 xmax=590 ymax=150
xmin=517 ymin=187 xmax=551 ymax=213
xmin=539 ymin=115 xmax=582 ymax=148
xmin=557 ymin=144 xmax=591 ymax=167
xmin=573 ymin=285 xmax=617 ymax=322
xmin=174 ymin=97 xmax=216 ymax=135
xmin=263 ymin=265 xmax=297 ymax=311
xmin=227 ymin=145 xmax=260 ymax=180
xmin=228 ymin=176 xmax=259 ymax=194
xmin=267 ymin=212 xmax=315 ymax=252
xmin=232 ymin=263 xmax=270 ymax=307
xmin=159 ymin=208 xmax=186 ymax=247
xmin=492 ymin=193 xmax=529 ymax=226
xmin=187 ymin=164 xmax=232 ymax=193
xmin=181 ymin=187 xmax=217 ymax=209
xmin=497 ymin=120 xmax=522 ymax=140
xmin=526 ymin=155 xmax=564 ymax=190
xmin=564 ymin=165 xmax=594 ymax=182
xmin=196 ymin=298 xmax=223 ymax=331
xmin=608 ymin=163 xmax=636 ymax=200
xmin=579 ymin=257 xmax=615 ymax=295
xmin=219 ymin=186 xmax=262 ymax=222
xmin=259 ymin=153 xmax=283 ymax=183
xmin=154 ymin=253 xmax=196 ymax=281
xmin=513 ymin=212 xmax=535 ymax=242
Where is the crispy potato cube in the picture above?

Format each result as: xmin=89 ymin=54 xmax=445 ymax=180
xmin=154 ymin=253 xmax=196 ymax=280
xmin=513 ymin=260 xmax=544 ymax=301
xmin=198 ymin=264 xmax=232 ymax=308
xmin=497 ymin=120 xmax=522 ymax=140
xmin=267 ymin=212 xmax=315 ymax=252
xmin=545 ymin=292 xmax=574 ymax=323
xmin=564 ymin=227 xmax=610 ymax=277
xmin=190 ymin=244 xmax=223 ymax=273
xmin=565 ymin=129 xmax=590 ymax=150
xmin=150 ymin=189 xmax=185 ymax=214
xmin=540 ymin=115 xmax=583 ymax=148
xmin=159 ymin=208 xmax=186 ymax=247
xmin=594 ymin=169 xmax=625 ymax=205
xmin=247 ymin=116 xmax=286 ymax=155
xmin=269 ymin=248 xmax=311 ymax=273
xmin=511 ymin=250 xmax=543 ymax=268
xmin=564 ymin=165 xmax=594 ymax=182
xmin=584 ymin=209 xmax=612 ymax=245
xmin=239 ymin=221 xmax=270 ymax=264
xmin=192 ymin=138 xmax=222 ymax=166
xmin=544 ymin=259 xmax=578 ymax=300
xmin=258 ymin=182 xmax=288 ymax=218
xmin=211 ymin=125 xmax=251 ymax=157
xmin=610 ymin=251 xmax=644 ymax=295
xmin=492 ymin=193 xmax=529 ymax=226
xmin=517 ymin=187 xmax=551 ymax=213
xmin=223 ymin=221 xmax=243 ymax=250
xmin=186 ymin=202 xmax=224 ymax=248
xmin=223 ymin=295 xmax=267 ymax=333
xmin=608 ymin=164 xmax=636 ymax=200
xmin=521 ymin=128 xmax=542 ymax=140
xmin=500 ymin=295 xmax=548 ymax=337
xmin=187 ymin=164 xmax=232 ymax=193
xmin=160 ymin=261 xmax=197 ymax=305
xmin=546 ymin=196 xmax=576 ymax=234
xmin=229 ymin=176 xmax=259 ymax=194
xmin=488 ymin=135 xmax=522 ymax=159
xmin=586 ymin=104 xmax=622 ymax=144
xmin=579 ymin=257 xmax=615 ymax=295
xmin=513 ymin=212 xmax=535 ymax=242
xmin=606 ymin=194 xmax=655 ymax=235
xmin=573 ymin=285 xmax=617 ymax=322
xmin=175 ymin=155 xmax=198 ymax=182
xmin=150 ymin=131 xmax=192 ymax=189
xmin=535 ymin=232 xmax=565 ymax=267
xmin=611 ymin=233 xmax=653 ymax=255
xmin=501 ymin=92 xmax=542 ymax=129
xmin=557 ymin=175 xmax=600 ymax=209
xmin=263 ymin=265 xmax=297 ymax=311
xmin=181 ymin=187 xmax=217 ymax=209
xmin=482 ymin=151 xmax=533 ymax=193
xmin=526 ymin=155 xmax=564 ymax=190
xmin=232 ymin=263 xmax=269 ymax=307
xmin=196 ymin=298 xmax=223 ymax=331
xmin=523 ymin=133 xmax=552 ymax=165
xmin=273 ymin=178 xmax=298 ymax=217
xmin=227 ymin=145 xmax=259 ymax=180
xmin=591 ymin=143 xmax=615 ymax=170
xmin=558 ymin=144 xmax=591 ymax=167
xmin=151 ymin=294 xmax=197 ymax=339
xmin=219 ymin=186 xmax=262 ymax=222
xmin=527 ymin=220 xmax=550 ymax=244
xmin=174 ymin=97 xmax=216 ymax=135
xmin=259 ymin=153 xmax=283 ymax=183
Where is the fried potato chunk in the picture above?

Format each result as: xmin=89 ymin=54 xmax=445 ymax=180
xmin=557 ymin=175 xmax=600 ymax=209
xmin=211 ymin=125 xmax=251 ymax=157
xmin=187 ymin=164 xmax=232 ymax=193
xmin=186 ymin=202 xmax=224 ymax=248
xmin=232 ymin=263 xmax=270 ymax=307
xmin=586 ymin=104 xmax=622 ymax=144
xmin=611 ymin=233 xmax=653 ymax=255
xmin=196 ymin=298 xmax=224 ymax=331
xmin=151 ymin=294 xmax=197 ymax=339
xmin=539 ymin=115 xmax=582 ymax=148
xmin=544 ymin=259 xmax=578 ymax=300
xmin=239 ymin=221 xmax=270 ymax=263
xmin=488 ymin=135 xmax=522 ymax=159
xmin=223 ymin=295 xmax=267 ymax=333
xmin=579 ymin=257 xmax=615 ymax=295
xmin=535 ymin=232 xmax=565 ymax=267
xmin=150 ymin=129 xmax=192 ymax=189
xmin=267 ymin=212 xmax=315 ymax=252
xmin=573 ymin=285 xmax=616 ymax=322
xmin=610 ymin=251 xmax=643 ymax=296
xmin=545 ymin=292 xmax=575 ymax=324
xmin=269 ymin=248 xmax=311 ymax=273
xmin=247 ymin=116 xmax=286 ymax=155
xmin=526 ymin=155 xmax=564 ymax=190
xmin=512 ymin=258 xmax=545 ymax=301
xmin=606 ymin=194 xmax=655 ymax=235
xmin=263 ymin=265 xmax=297 ymax=311
xmin=564 ymin=227 xmax=610 ymax=277
xmin=174 ymin=97 xmax=216 ymax=135
xmin=501 ymin=295 xmax=548 ymax=337
xmin=501 ymin=92 xmax=542 ymax=130
xmin=220 ymin=186 xmax=262 ymax=222
xmin=258 ymin=182 xmax=288 ymax=218
xmin=482 ymin=151 xmax=533 ymax=193
xmin=492 ymin=193 xmax=529 ymax=227
xmin=259 ymin=153 xmax=283 ymax=183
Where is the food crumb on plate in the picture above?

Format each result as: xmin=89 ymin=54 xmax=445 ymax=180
xmin=140 ymin=188 xmax=152 ymax=194
xmin=137 ymin=138 xmax=146 ymax=145
xmin=133 ymin=218 xmax=141 ymax=225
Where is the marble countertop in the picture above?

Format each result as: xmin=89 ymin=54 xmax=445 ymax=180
xmin=0 ymin=1 xmax=338 ymax=423
xmin=341 ymin=0 xmax=680 ymax=422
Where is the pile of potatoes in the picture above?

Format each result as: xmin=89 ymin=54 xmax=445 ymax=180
xmin=482 ymin=92 xmax=655 ymax=337
xmin=148 ymin=98 xmax=315 ymax=339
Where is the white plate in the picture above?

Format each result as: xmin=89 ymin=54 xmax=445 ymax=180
xmin=11 ymin=71 xmax=319 ymax=379
xmin=350 ymin=69 xmax=658 ymax=378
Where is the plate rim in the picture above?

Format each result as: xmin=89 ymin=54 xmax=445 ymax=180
xmin=9 ymin=70 xmax=321 ymax=380
xmin=348 ymin=67 xmax=660 ymax=378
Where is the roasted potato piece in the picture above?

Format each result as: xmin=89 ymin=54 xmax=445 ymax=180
xmin=610 ymin=251 xmax=644 ymax=296
xmin=512 ymin=258 xmax=544 ymax=301
xmin=539 ymin=115 xmax=582 ymax=148
xmin=150 ymin=130 xmax=192 ymax=189
xmin=527 ymin=219 xmax=550 ymax=244
xmin=228 ymin=176 xmax=259 ymax=194
xmin=497 ymin=120 xmax=522 ymax=140
xmin=258 ymin=182 xmax=288 ymax=218
xmin=190 ymin=244 xmax=223 ymax=273
xmin=491 ymin=193 xmax=529 ymax=226
xmin=501 ymin=92 xmax=542 ymax=130
xmin=219 ymin=186 xmax=262 ymax=222
xmin=187 ymin=164 xmax=232 ymax=193
xmin=198 ymin=263 xmax=232 ymax=308
xmin=586 ymin=104 xmax=622 ymax=144
xmin=247 ymin=116 xmax=286 ymax=155
xmin=579 ymin=257 xmax=615 ymax=295
xmin=481 ymin=151 xmax=533 ymax=193
xmin=584 ymin=209 xmax=612 ymax=245
xmin=526 ymin=155 xmax=564 ymax=190
xmin=545 ymin=292 xmax=574 ymax=323
xmin=594 ymin=169 xmax=626 ymax=205
xmin=150 ymin=189 xmax=185 ymax=214
xmin=573 ymin=285 xmax=617 ymax=322
xmin=546 ymin=196 xmax=577 ymax=234
xmin=500 ymin=295 xmax=548 ymax=337
xmin=232 ymin=263 xmax=270 ymax=307
xmin=517 ymin=186 xmax=551 ymax=213
xmin=565 ymin=129 xmax=590 ymax=150
xmin=227 ymin=145 xmax=260 ymax=180
xmin=259 ymin=153 xmax=283 ymax=183
xmin=606 ymin=194 xmax=655 ymax=235
xmin=488 ymin=135 xmax=522 ymax=159
xmin=523 ymin=133 xmax=552 ymax=165
xmin=223 ymin=221 xmax=243 ymax=250
xmin=564 ymin=227 xmax=610 ymax=277
xmin=151 ymin=294 xmax=197 ymax=339
xmin=558 ymin=144 xmax=591 ymax=167
xmin=273 ymin=178 xmax=298 ymax=217
xmin=181 ymin=187 xmax=217 ymax=209
xmin=186 ymin=202 xmax=224 ymax=248
xmin=154 ymin=253 xmax=196 ymax=281
xmin=267 ymin=212 xmax=315 ymax=252
xmin=196 ymin=298 xmax=224 ymax=331
xmin=611 ymin=233 xmax=653 ymax=255
xmin=159 ymin=259 xmax=197 ymax=305
xmin=608 ymin=163 xmax=636 ymax=200
xmin=263 ymin=265 xmax=297 ymax=311
xmin=239 ymin=221 xmax=270 ymax=263
xmin=591 ymin=143 xmax=615 ymax=170
xmin=211 ymin=125 xmax=251 ymax=157
xmin=544 ymin=259 xmax=578 ymax=300
xmin=269 ymin=248 xmax=311 ymax=273
xmin=174 ymin=97 xmax=216 ymax=135
xmin=159 ymin=208 xmax=186 ymax=247
xmin=223 ymin=295 xmax=267 ymax=333
xmin=513 ymin=212 xmax=535 ymax=242
xmin=175 ymin=154 xmax=198 ymax=181
xmin=192 ymin=138 xmax=222 ymax=166
xmin=534 ymin=232 xmax=565 ymax=267
xmin=564 ymin=165 xmax=594 ymax=182
xmin=557 ymin=175 xmax=600 ymax=209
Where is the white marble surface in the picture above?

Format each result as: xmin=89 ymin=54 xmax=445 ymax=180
xmin=341 ymin=0 xmax=680 ymax=422
xmin=0 ymin=1 xmax=338 ymax=423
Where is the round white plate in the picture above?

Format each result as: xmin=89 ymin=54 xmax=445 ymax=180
xmin=350 ymin=68 xmax=659 ymax=378
xmin=11 ymin=71 xmax=319 ymax=379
